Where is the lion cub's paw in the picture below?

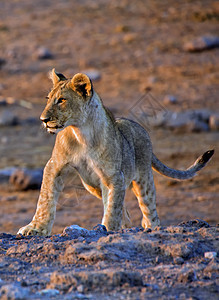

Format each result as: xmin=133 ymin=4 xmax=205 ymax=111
xmin=17 ymin=224 xmax=50 ymax=236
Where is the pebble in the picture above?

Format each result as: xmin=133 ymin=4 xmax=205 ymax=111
xmin=204 ymin=252 xmax=217 ymax=259
xmin=147 ymin=76 xmax=157 ymax=85
xmin=0 ymin=196 xmax=17 ymax=202
xmin=77 ymin=285 xmax=84 ymax=293
xmin=36 ymin=47 xmax=53 ymax=59
xmin=93 ymin=224 xmax=107 ymax=233
xmin=209 ymin=114 xmax=219 ymax=131
xmin=174 ymin=257 xmax=184 ymax=265
xmin=0 ymin=58 xmax=6 ymax=68
xmin=0 ymin=97 xmax=7 ymax=106
xmin=163 ymin=95 xmax=177 ymax=105
xmin=178 ymin=269 xmax=197 ymax=283
xmin=38 ymin=288 xmax=60 ymax=296
xmin=184 ymin=36 xmax=219 ymax=52
xmin=82 ymin=69 xmax=101 ymax=81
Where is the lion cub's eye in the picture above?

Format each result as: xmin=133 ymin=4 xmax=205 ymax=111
xmin=57 ymin=98 xmax=66 ymax=105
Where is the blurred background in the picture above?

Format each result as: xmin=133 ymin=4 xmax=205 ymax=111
xmin=0 ymin=0 xmax=218 ymax=234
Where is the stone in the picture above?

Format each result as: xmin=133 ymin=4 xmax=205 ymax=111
xmin=184 ymin=36 xmax=219 ymax=52
xmin=0 ymin=195 xmax=17 ymax=202
xmin=178 ymin=269 xmax=197 ymax=283
xmin=93 ymin=224 xmax=107 ymax=234
xmin=77 ymin=285 xmax=84 ymax=293
xmin=204 ymin=252 xmax=217 ymax=259
xmin=0 ymin=284 xmax=29 ymax=300
xmin=9 ymin=168 xmax=43 ymax=190
xmin=0 ymin=58 xmax=6 ymax=68
xmin=185 ymin=119 xmax=209 ymax=133
xmin=82 ymin=69 xmax=101 ymax=81
xmin=164 ymin=109 xmax=210 ymax=132
xmin=0 ymin=110 xmax=19 ymax=126
xmin=38 ymin=288 xmax=60 ymax=296
xmin=63 ymin=225 xmax=95 ymax=238
xmin=163 ymin=95 xmax=177 ymax=105
xmin=148 ymin=108 xmax=212 ymax=132
xmin=209 ymin=114 xmax=219 ymax=131
xmin=0 ymin=167 xmax=17 ymax=183
xmin=0 ymin=97 xmax=7 ymax=106
xmin=174 ymin=257 xmax=184 ymax=265
xmin=36 ymin=47 xmax=53 ymax=59
xmin=178 ymin=219 xmax=210 ymax=228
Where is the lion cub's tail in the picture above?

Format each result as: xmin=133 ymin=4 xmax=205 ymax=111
xmin=152 ymin=150 xmax=214 ymax=180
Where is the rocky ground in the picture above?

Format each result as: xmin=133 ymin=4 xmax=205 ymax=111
xmin=0 ymin=0 xmax=218 ymax=299
xmin=0 ymin=221 xmax=218 ymax=299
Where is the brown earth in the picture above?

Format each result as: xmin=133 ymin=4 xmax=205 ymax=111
xmin=0 ymin=0 xmax=218 ymax=299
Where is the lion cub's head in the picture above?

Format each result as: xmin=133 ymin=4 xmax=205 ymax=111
xmin=40 ymin=69 xmax=93 ymax=134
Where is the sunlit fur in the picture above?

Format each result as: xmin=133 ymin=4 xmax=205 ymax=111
xmin=17 ymin=69 xmax=214 ymax=236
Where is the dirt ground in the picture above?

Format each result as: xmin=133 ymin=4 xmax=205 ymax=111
xmin=0 ymin=0 xmax=218 ymax=299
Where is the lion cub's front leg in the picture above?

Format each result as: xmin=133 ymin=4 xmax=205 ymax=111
xmin=17 ymin=159 xmax=64 ymax=236
xmin=101 ymin=172 xmax=126 ymax=231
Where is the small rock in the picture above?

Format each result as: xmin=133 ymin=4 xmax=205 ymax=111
xmin=204 ymin=252 xmax=217 ymax=259
xmin=77 ymin=285 xmax=84 ymax=293
xmin=0 ymin=83 xmax=5 ymax=91
xmin=93 ymin=224 xmax=107 ymax=233
xmin=185 ymin=119 xmax=209 ymax=133
xmin=147 ymin=76 xmax=157 ymax=85
xmin=165 ymin=110 xmax=210 ymax=132
xmin=0 ymin=283 xmax=29 ymax=300
xmin=178 ymin=269 xmax=197 ymax=283
xmin=0 ymin=110 xmax=19 ymax=126
xmin=0 ymin=167 xmax=17 ymax=183
xmin=5 ymin=97 xmax=16 ymax=105
xmin=184 ymin=36 xmax=219 ymax=52
xmin=155 ymin=256 xmax=162 ymax=264
xmin=1 ymin=137 xmax=8 ymax=144
xmin=36 ymin=47 xmax=53 ymax=59
xmin=0 ymin=58 xmax=6 ymax=68
xmin=209 ymin=114 xmax=219 ymax=131
xmin=82 ymin=69 xmax=101 ymax=81
xmin=178 ymin=219 xmax=210 ymax=228
xmin=123 ymin=33 xmax=137 ymax=43
xmin=22 ymin=117 xmax=39 ymax=125
xmin=0 ymin=97 xmax=7 ymax=106
xmin=163 ymin=95 xmax=177 ymax=105
xmin=174 ymin=257 xmax=184 ymax=265
xmin=63 ymin=224 xmax=95 ymax=238
xmin=38 ymin=288 xmax=60 ymax=297
xmin=0 ymin=196 xmax=17 ymax=202
xmin=195 ymin=109 xmax=212 ymax=123
xmin=9 ymin=168 xmax=43 ymax=190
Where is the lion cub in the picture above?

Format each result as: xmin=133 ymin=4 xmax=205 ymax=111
xmin=18 ymin=69 xmax=214 ymax=236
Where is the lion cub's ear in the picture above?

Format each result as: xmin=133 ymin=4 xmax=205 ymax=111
xmin=71 ymin=73 xmax=93 ymax=99
xmin=49 ymin=68 xmax=67 ymax=85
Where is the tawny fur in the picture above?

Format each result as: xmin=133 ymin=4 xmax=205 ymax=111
xmin=18 ymin=69 xmax=214 ymax=236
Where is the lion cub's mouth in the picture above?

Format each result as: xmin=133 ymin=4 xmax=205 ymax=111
xmin=45 ymin=124 xmax=64 ymax=134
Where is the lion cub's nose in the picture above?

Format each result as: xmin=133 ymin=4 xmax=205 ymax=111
xmin=40 ymin=116 xmax=50 ymax=123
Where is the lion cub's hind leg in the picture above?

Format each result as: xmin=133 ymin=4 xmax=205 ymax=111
xmin=132 ymin=171 xmax=160 ymax=229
